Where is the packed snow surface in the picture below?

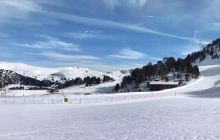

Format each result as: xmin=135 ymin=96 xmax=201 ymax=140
xmin=1 ymin=96 xmax=220 ymax=140
xmin=0 ymin=65 xmax=220 ymax=139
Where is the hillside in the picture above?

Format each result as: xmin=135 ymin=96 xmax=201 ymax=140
xmin=115 ymin=39 xmax=220 ymax=93
xmin=116 ymin=57 xmax=200 ymax=92
xmin=0 ymin=62 xmax=128 ymax=90
xmin=0 ymin=62 xmax=125 ymax=82
xmin=185 ymin=39 xmax=220 ymax=65
xmin=0 ymin=69 xmax=54 ymax=89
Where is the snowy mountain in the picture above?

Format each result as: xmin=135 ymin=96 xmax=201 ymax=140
xmin=0 ymin=62 xmax=129 ymax=90
xmin=0 ymin=62 xmax=128 ymax=82
xmin=0 ymin=69 xmax=54 ymax=89
xmin=185 ymin=39 xmax=220 ymax=66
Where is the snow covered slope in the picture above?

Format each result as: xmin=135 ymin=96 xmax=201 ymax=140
xmin=1 ymin=97 xmax=220 ymax=140
xmin=5 ymin=64 xmax=220 ymax=97
xmin=3 ymin=96 xmax=220 ymax=140
xmin=1 ymin=65 xmax=220 ymax=140
xmin=185 ymin=38 xmax=220 ymax=66
xmin=1 ymin=64 xmax=220 ymax=140
xmin=0 ymin=62 xmax=128 ymax=82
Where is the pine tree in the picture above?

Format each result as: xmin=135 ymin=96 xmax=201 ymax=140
xmin=115 ymin=84 xmax=120 ymax=92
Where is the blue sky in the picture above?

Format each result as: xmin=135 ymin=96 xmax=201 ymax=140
xmin=0 ymin=0 xmax=220 ymax=71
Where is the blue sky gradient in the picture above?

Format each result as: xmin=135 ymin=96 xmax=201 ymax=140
xmin=0 ymin=0 xmax=220 ymax=71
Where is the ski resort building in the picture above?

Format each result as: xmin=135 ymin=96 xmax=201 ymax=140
xmin=149 ymin=81 xmax=179 ymax=91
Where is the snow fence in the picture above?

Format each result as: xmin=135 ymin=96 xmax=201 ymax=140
xmin=0 ymin=91 xmax=177 ymax=104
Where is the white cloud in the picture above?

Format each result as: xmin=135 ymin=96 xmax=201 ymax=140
xmin=192 ymin=30 xmax=209 ymax=45
xmin=26 ymin=52 xmax=100 ymax=62
xmin=0 ymin=0 xmax=62 ymax=24
xmin=179 ymin=30 xmax=210 ymax=56
xmin=44 ymin=61 xmax=144 ymax=72
xmin=0 ymin=0 xmax=41 ymax=12
xmin=180 ymin=46 xmax=200 ymax=56
xmin=103 ymin=0 xmax=149 ymax=8
xmin=16 ymin=36 xmax=81 ymax=52
xmin=148 ymin=57 xmax=161 ymax=61
xmin=178 ymin=29 xmax=210 ymax=56
xmin=109 ymin=48 xmax=146 ymax=60
xmin=0 ymin=0 xmax=42 ymax=22
xmin=83 ymin=63 xmax=144 ymax=72
xmin=70 ymin=30 xmax=102 ymax=39
xmin=179 ymin=40 xmax=209 ymax=56
xmin=46 ymin=11 xmax=198 ymax=42
xmin=0 ymin=0 xmax=207 ymax=43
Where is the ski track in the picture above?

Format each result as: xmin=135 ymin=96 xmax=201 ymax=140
xmin=0 ymin=97 xmax=220 ymax=140
xmin=0 ymin=65 xmax=220 ymax=139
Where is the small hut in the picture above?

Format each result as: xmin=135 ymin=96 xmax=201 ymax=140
xmin=47 ymin=87 xmax=59 ymax=94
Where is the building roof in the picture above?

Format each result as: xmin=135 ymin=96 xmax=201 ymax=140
xmin=149 ymin=81 xmax=179 ymax=86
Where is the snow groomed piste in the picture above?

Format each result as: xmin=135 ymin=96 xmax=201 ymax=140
xmin=0 ymin=65 xmax=220 ymax=139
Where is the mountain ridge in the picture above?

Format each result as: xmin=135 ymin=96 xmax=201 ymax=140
xmin=0 ymin=62 xmax=127 ymax=82
xmin=185 ymin=38 xmax=220 ymax=66
xmin=0 ymin=62 xmax=129 ymax=90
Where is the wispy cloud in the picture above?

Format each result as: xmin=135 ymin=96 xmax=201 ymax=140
xmin=0 ymin=1 xmax=206 ymax=43
xmin=179 ymin=45 xmax=201 ymax=56
xmin=0 ymin=0 xmax=41 ymax=23
xmin=179 ymin=42 xmax=208 ymax=56
xmin=16 ymin=36 xmax=81 ymax=52
xmin=0 ymin=0 xmax=62 ymax=25
xmin=83 ymin=63 xmax=144 ymax=72
xmin=0 ymin=0 xmax=41 ymax=12
xmin=45 ymin=11 xmax=198 ymax=42
xmin=70 ymin=30 xmax=103 ymax=39
xmin=52 ymin=61 xmax=144 ymax=72
xmin=179 ymin=31 xmax=210 ymax=56
xmin=148 ymin=57 xmax=161 ymax=61
xmin=109 ymin=48 xmax=146 ymax=60
xmin=192 ymin=30 xmax=209 ymax=45
xmin=26 ymin=51 xmax=100 ymax=62
xmin=103 ymin=0 xmax=149 ymax=9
